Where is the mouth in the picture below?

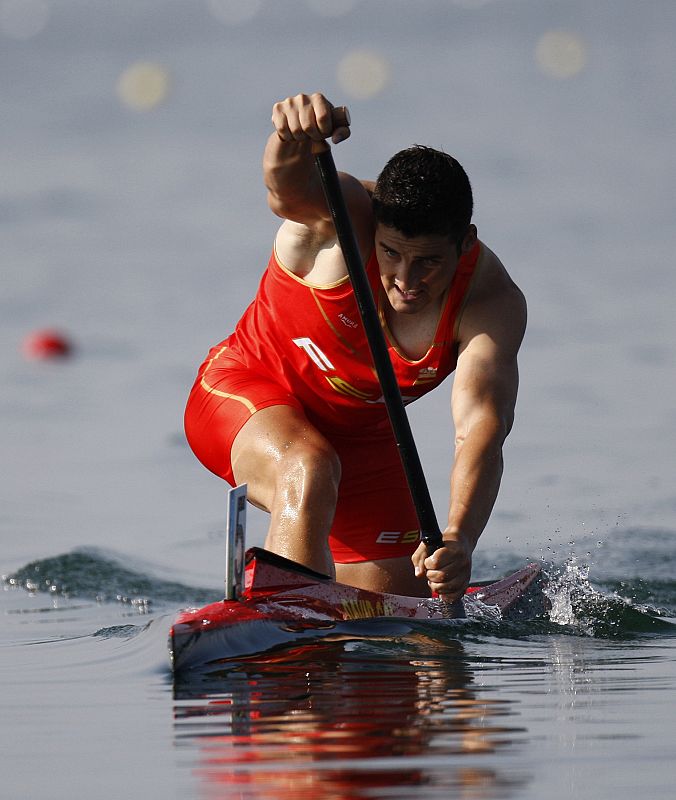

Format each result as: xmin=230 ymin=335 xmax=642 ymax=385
xmin=394 ymin=284 xmax=422 ymax=301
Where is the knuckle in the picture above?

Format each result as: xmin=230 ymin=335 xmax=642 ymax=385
xmin=315 ymin=108 xmax=331 ymax=126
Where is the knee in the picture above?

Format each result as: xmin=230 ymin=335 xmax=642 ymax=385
xmin=279 ymin=438 xmax=341 ymax=499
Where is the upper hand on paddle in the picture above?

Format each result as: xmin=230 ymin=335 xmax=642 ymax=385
xmin=412 ymin=534 xmax=473 ymax=602
xmin=271 ymin=92 xmax=351 ymax=145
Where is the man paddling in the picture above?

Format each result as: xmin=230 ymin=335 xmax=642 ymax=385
xmin=184 ymin=92 xmax=526 ymax=603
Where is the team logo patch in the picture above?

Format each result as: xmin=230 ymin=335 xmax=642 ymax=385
xmin=376 ymin=530 xmax=421 ymax=545
xmin=338 ymin=312 xmax=358 ymax=329
xmin=414 ymin=367 xmax=438 ymax=385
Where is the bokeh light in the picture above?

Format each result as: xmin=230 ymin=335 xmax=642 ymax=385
xmin=305 ymin=0 xmax=358 ymax=17
xmin=206 ymin=0 xmax=262 ymax=25
xmin=337 ymin=50 xmax=390 ymax=100
xmin=0 ymin=0 xmax=49 ymax=40
xmin=117 ymin=62 xmax=172 ymax=112
xmin=535 ymin=30 xmax=587 ymax=79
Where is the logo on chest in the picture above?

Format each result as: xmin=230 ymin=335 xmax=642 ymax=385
xmin=338 ymin=312 xmax=358 ymax=329
xmin=292 ymin=336 xmax=377 ymax=402
xmin=414 ymin=366 xmax=438 ymax=386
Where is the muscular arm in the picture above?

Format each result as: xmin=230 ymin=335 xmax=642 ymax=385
xmin=264 ymin=130 xmax=334 ymax=233
xmin=448 ymin=290 xmax=524 ymax=540
xmin=263 ymin=93 xmax=373 ymax=279
xmin=413 ymin=265 xmax=527 ymax=601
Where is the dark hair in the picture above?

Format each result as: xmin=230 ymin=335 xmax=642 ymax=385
xmin=372 ymin=145 xmax=473 ymax=241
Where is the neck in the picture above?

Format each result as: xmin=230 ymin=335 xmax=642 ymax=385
xmin=381 ymin=289 xmax=448 ymax=361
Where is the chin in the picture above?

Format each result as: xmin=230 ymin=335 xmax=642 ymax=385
xmin=389 ymin=295 xmax=427 ymax=314
xmin=395 ymin=303 xmax=422 ymax=315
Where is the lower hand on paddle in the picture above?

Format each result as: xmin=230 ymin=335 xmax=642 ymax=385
xmin=412 ymin=534 xmax=473 ymax=602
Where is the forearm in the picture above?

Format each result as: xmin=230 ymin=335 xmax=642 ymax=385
xmin=263 ymin=132 xmax=326 ymax=220
xmin=445 ymin=418 xmax=505 ymax=550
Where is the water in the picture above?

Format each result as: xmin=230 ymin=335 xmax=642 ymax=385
xmin=2 ymin=1 xmax=676 ymax=797
xmin=3 ymin=550 xmax=675 ymax=798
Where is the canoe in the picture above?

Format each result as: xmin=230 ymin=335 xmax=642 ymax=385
xmin=169 ymin=544 xmax=544 ymax=672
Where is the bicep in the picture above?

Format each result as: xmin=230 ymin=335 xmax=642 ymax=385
xmin=452 ymin=343 xmax=519 ymax=441
xmin=451 ymin=290 xmax=526 ymax=440
xmin=270 ymin=171 xmax=371 ymax=235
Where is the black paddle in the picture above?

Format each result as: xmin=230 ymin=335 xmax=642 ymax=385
xmin=312 ymin=112 xmax=443 ymax=556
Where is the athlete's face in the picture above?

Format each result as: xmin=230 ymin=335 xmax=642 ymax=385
xmin=375 ymin=225 xmax=476 ymax=315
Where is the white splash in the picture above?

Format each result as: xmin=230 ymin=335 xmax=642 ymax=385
xmin=544 ymin=557 xmax=596 ymax=632
xmin=463 ymin=595 xmax=503 ymax=624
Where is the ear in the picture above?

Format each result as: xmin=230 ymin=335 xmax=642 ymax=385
xmin=460 ymin=225 xmax=478 ymax=254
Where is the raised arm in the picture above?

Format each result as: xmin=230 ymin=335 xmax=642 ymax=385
xmin=265 ymin=93 xmax=349 ymax=226
xmin=263 ymin=93 xmax=373 ymax=280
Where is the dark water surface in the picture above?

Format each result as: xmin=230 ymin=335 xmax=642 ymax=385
xmin=3 ymin=1 xmax=676 ymax=797
xmin=3 ymin=544 xmax=675 ymax=798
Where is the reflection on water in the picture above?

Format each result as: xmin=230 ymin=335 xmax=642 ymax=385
xmin=173 ymin=638 xmax=529 ymax=799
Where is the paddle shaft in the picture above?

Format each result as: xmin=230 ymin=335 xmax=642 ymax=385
xmin=313 ymin=144 xmax=443 ymax=553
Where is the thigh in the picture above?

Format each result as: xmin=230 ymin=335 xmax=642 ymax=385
xmin=336 ymin=557 xmax=430 ymax=597
xmin=230 ymin=404 xmax=339 ymax=513
xmin=184 ymin=361 xmax=301 ymax=485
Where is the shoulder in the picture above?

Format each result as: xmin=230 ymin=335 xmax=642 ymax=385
xmin=457 ymin=243 xmax=526 ymax=358
xmin=274 ymin=173 xmax=374 ymax=286
xmin=451 ymin=245 xmax=524 ymax=429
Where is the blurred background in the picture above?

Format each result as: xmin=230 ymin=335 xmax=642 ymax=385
xmin=2 ymin=0 xmax=675 ymax=589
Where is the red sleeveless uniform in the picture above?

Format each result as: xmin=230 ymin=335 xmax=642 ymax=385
xmin=185 ymin=243 xmax=481 ymax=562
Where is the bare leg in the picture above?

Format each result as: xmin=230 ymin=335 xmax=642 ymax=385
xmin=230 ymin=405 xmax=341 ymax=577
xmin=336 ymin=558 xmax=431 ymax=597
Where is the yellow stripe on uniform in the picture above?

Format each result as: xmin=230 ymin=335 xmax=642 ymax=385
xmin=199 ymin=376 xmax=257 ymax=414
xmin=200 ymin=345 xmax=257 ymax=414
xmin=310 ymin=289 xmax=357 ymax=354
xmin=325 ymin=375 xmax=375 ymax=401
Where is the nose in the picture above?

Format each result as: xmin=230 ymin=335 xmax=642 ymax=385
xmin=394 ymin=263 xmax=420 ymax=292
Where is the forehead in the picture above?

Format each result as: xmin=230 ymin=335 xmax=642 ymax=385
xmin=374 ymin=224 xmax=453 ymax=255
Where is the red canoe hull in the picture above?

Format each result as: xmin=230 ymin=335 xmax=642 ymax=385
xmin=170 ymin=547 xmax=545 ymax=671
